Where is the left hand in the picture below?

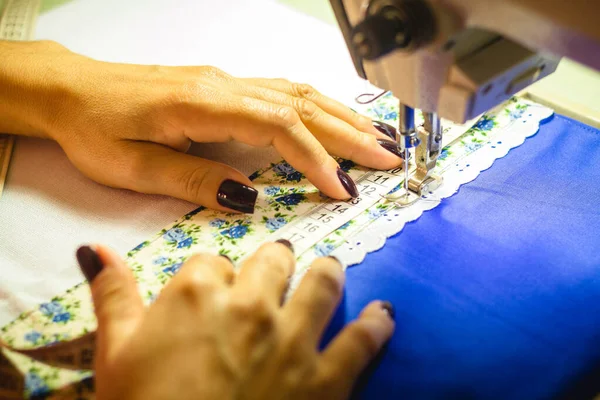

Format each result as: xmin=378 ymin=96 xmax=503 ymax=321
xmin=0 ymin=41 xmax=402 ymax=213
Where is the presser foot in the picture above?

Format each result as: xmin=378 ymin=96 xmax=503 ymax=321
xmin=408 ymin=174 xmax=443 ymax=196
xmin=385 ymin=188 xmax=420 ymax=207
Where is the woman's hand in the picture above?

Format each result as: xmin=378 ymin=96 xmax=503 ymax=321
xmin=76 ymin=242 xmax=395 ymax=400
xmin=0 ymin=41 xmax=403 ymax=213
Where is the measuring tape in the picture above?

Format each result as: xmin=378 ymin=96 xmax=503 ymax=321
xmin=271 ymin=119 xmax=473 ymax=257
xmin=0 ymin=0 xmax=41 ymax=198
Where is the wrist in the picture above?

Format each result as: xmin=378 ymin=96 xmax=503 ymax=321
xmin=0 ymin=40 xmax=83 ymax=141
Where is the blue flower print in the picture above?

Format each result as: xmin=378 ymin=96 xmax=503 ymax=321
xmin=373 ymin=105 xmax=391 ymax=119
xmin=474 ymin=116 xmax=495 ymax=131
xmin=438 ymin=148 xmax=450 ymax=161
xmin=40 ymin=301 xmax=63 ymax=316
xmin=368 ymin=208 xmax=386 ymax=220
xmin=464 ymin=141 xmax=483 ymax=153
xmin=509 ymin=109 xmax=525 ymax=120
xmin=52 ymin=312 xmax=71 ymax=323
xmin=209 ymin=218 xmax=226 ymax=228
xmin=264 ymin=186 xmax=280 ymax=196
xmin=388 ymin=184 xmax=402 ymax=194
xmin=131 ymin=241 xmax=148 ymax=252
xmin=275 ymin=193 xmax=305 ymax=206
xmin=163 ymin=228 xmax=187 ymax=242
xmin=286 ymin=171 xmax=303 ymax=182
xmin=221 ymin=225 xmax=248 ymax=239
xmin=384 ymin=111 xmax=398 ymax=120
xmin=273 ymin=162 xmax=302 ymax=181
xmin=25 ymin=372 xmax=50 ymax=397
xmin=314 ymin=242 xmax=335 ymax=257
xmin=273 ymin=162 xmax=295 ymax=176
xmin=25 ymin=331 xmax=41 ymax=343
xmin=338 ymin=221 xmax=351 ymax=230
xmin=163 ymin=262 xmax=183 ymax=275
xmin=152 ymin=256 xmax=169 ymax=265
xmin=338 ymin=159 xmax=355 ymax=173
xmin=265 ymin=217 xmax=287 ymax=231
xmin=176 ymin=236 xmax=193 ymax=249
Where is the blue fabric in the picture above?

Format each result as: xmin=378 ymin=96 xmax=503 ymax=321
xmin=324 ymin=115 xmax=600 ymax=399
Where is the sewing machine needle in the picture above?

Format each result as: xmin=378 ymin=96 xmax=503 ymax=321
xmin=403 ymin=148 xmax=409 ymax=196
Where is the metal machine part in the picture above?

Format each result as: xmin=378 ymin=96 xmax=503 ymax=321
xmin=330 ymin=0 xmax=600 ymax=197
xmin=408 ymin=111 xmax=442 ymax=195
xmin=331 ymin=0 xmax=600 ymax=123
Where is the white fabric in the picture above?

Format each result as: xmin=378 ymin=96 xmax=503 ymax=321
xmin=0 ymin=0 xmax=368 ymax=326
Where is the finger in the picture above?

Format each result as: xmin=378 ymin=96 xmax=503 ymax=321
xmin=112 ymin=142 xmax=258 ymax=214
xmin=319 ymin=301 xmax=395 ymax=391
xmin=194 ymin=94 xmax=359 ymax=199
xmin=77 ymin=245 xmax=144 ymax=359
xmin=237 ymin=83 xmax=403 ymax=170
xmin=181 ymin=253 xmax=235 ymax=286
xmin=242 ymin=78 xmax=384 ymax=137
xmin=234 ymin=240 xmax=296 ymax=306
xmin=283 ymin=257 xmax=345 ymax=343
xmin=172 ymin=89 xmax=358 ymax=200
xmin=161 ymin=253 xmax=234 ymax=306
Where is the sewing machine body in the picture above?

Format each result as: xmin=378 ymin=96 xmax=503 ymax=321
xmin=329 ymin=0 xmax=600 ymax=196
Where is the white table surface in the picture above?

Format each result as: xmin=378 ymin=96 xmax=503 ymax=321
xmin=0 ymin=0 xmax=369 ymax=326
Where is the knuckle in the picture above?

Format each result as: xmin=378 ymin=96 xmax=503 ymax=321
xmin=294 ymin=98 xmax=319 ymax=122
xmin=313 ymin=368 xmax=338 ymax=392
xmin=179 ymin=166 xmax=210 ymax=202
xmin=228 ymin=295 xmax=272 ymax=323
xmin=174 ymin=268 xmax=215 ymax=301
xmin=200 ymin=65 xmax=227 ymax=78
xmin=347 ymin=322 xmax=380 ymax=357
xmin=293 ymin=83 xmax=318 ymax=100
xmin=122 ymin=150 xmax=149 ymax=184
xmin=345 ymin=130 xmax=371 ymax=160
xmin=274 ymin=105 xmax=301 ymax=130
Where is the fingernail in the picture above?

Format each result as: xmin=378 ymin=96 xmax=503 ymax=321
xmin=377 ymin=139 xmax=404 ymax=159
xmin=275 ymin=239 xmax=294 ymax=253
xmin=381 ymin=301 xmax=395 ymax=319
xmin=337 ymin=168 xmax=359 ymax=198
xmin=76 ymin=246 xmax=104 ymax=283
xmin=217 ymin=179 xmax=258 ymax=214
xmin=373 ymin=121 xmax=397 ymax=140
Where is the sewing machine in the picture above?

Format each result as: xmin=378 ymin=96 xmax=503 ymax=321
xmin=329 ymin=0 xmax=600 ymax=199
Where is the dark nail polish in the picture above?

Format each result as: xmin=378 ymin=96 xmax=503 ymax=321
xmin=377 ymin=139 xmax=405 ymax=159
xmin=217 ymin=180 xmax=258 ymax=214
xmin=275 ymin=239 xmax=294 ymax=253
xmin=381 ymin=301 xmax=395 ymax=319
xmin=337 ymin=168 xmax=359 ymax=198
xmin=373 ymin=121 xmax=397 ymax=140
xmin=76 ymin=246 xmax=104 ymax=283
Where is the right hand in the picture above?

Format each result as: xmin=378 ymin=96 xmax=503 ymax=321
xmin=80 ymin=242 xmax=395 ymax=400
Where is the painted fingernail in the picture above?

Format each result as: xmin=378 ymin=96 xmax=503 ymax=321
xmin=373 ymin=121 xmax=397 ymax=140
xmin=377 ymin=139 xmax=404 ymax=159
xmin=76 ymin=246 xmax=104 ymax=283
xmin=275 ymin=239 xmax=294 ymax=253
xmin=381 ymin=301 xmax=395 ymax=320
xmin=217 ymin=179 xmax=258 ymax=214
xmin=337 ymin=167 xmax=359 ymax=198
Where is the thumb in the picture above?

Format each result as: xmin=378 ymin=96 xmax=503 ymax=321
xmin=124 ymin=143 xmax=258 ymax=214
xmin=76 ymin=245 xmax=144 ymax=359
